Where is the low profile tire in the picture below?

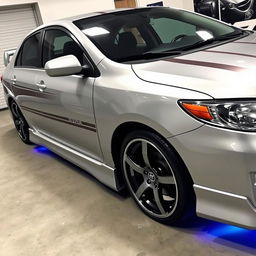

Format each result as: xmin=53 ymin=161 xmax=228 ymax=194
xmin=10 ymin=101 xmax=32 ymax=144
xmin=120 ymin=130 xmax=195 ymax=225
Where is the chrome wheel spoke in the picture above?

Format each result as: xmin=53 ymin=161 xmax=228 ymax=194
xmin=125 ymin=155 xmax=144 ymax=174
xmin=20 ymin=123 xmax=26 ymax=139
xmin=142 ymin=141 xmax=151 ymax=168
xmin=158 ymin=175 xmax=175 ymax=185
xmin=11 ymin=104 xmax=19 ymax=118
xmin=135 ymin=181 xmax=148 ymax=199
xmin=153 ymin=187 xmax=165 ymax=215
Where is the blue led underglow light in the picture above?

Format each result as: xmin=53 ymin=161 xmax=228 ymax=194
xmin=207 ymin=224 xmax=247 ymax=237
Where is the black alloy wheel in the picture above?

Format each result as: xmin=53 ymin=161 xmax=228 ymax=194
xmin=120 ymin=130 xmax=195 ymax=224
xmin=10 ymin=101 xmax=31 ymax=144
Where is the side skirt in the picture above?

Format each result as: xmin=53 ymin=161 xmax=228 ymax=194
xmin=29 ymin=128 xmax=122 ymax=191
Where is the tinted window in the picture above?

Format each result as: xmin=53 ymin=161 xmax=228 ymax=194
xmin=150 ymin=17 xmax=196 ymax=43
xmin=15 ymin=33 xmax=41 ymax=68
xmin=43 ymin=29 xmax=84 ymax=66
xmin=74 ymin=7 xmax=246 ymax=63
xmin=115 ymin=27 xmax=146 ymax=46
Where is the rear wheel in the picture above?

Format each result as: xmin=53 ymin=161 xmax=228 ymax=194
xmin=10 ymin=101 xmax=31 ymax=144
xmin=120 ymin=130 xmax=195 ymax=224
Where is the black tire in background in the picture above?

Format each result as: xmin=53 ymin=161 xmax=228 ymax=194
xmin=9 ymin=100 xmax=32 ymax=144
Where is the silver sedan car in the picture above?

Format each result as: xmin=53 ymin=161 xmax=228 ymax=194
xmin=2 ymin=7 xmax=256 ymax=229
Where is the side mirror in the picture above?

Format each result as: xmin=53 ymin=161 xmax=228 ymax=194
xmin=81 ymin=64 xmax=92 ymax=77
xmin=45 ymin=55 xmax=82 ymax=77
xmin=4 ymin=49 xmax=16 ymax=67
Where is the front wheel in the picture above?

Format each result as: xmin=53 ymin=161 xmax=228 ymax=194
xmin=120 ymin=130 xmax=195 ymax=225
xmin=10 ymin=101 xmax=32 ymax=144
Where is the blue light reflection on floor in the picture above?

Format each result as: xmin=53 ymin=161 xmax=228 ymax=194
xmin=33 ymin=145 xmax=52 ymax=154
xmin=206 ymin=223 xmax=248 ymax=237
xmin=193 ymin=219 xmax=256 ymax=251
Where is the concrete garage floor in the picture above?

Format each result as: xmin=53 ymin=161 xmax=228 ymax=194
xmin=0 ymin=109 xmax=256 ymax=256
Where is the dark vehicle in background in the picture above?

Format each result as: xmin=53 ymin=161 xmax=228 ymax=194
xmin=194 ymin=0 xmax=256 ymax=24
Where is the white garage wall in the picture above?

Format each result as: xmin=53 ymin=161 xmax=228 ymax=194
xmin=0 ymin=0 xmax=115 ymax=23
xmin=0 ymin=0 xmax=195 ymax=24
xmin=0 ymin=0 xmax=194 ymax=24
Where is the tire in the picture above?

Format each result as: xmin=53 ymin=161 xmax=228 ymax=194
xmin=120 ymin=130 xmax=195 ymax=225
xmin=9 ymin=100 xmax=32 ymax=144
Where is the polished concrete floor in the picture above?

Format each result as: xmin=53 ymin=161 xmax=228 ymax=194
xmin=0 ymin=109 xmax=256 ymax=256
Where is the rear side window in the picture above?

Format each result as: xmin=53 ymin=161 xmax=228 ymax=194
xmin=15 ymin=33 xmax=42 ymax=68
xmin=42 ymin=29 xmax=84 ymax=66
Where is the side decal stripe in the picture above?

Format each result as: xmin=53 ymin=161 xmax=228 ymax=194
xmin=2 ymin=80 xmax=12 ymax=91
xmin=21 ymin=106 xmax=97 ymax=132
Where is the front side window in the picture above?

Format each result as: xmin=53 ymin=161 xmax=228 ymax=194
xmin=15 ymin=33 xmax=41 ymax=68
xmin=74 ymin=7 xmax=248 ymax=63
xmin=42 ymin=29 xmax=84 ymax=66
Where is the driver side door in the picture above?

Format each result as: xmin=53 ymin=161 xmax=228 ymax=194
xmin=29 ymin=27 xmax=102 ymax=161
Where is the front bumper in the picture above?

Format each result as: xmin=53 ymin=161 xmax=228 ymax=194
xmin=194 ymin=184 xmax=256 ymax=229
xmin=168 ymin=125 xmax=256 ymax=229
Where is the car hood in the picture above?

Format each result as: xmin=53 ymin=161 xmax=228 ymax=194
xmin=132 ymin=33 xmax=256 ymax=99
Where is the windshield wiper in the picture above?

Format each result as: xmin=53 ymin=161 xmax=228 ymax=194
xmin=116 ymin=31 xmax=246 ymax=62
xmin=117 ymin=50 xmax=182 ymax=62
xmin=176 ymin=31 xmax=245 ymax=52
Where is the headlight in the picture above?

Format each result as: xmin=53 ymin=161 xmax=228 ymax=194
xmin=179 ymin=100 xmax=256 ymax=131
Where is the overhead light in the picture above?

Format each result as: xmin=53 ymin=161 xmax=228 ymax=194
xmin=82 ymin=27 xmax=110 ymax=36
xmin=196 ymin=30 xmax=214 ymax=41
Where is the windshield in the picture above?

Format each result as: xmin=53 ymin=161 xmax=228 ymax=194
xmin=74 ymin=7 xmax=247 ymax=63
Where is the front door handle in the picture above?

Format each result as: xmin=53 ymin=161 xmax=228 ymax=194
xmin=36 ymin=80 xmax=46 ymax=92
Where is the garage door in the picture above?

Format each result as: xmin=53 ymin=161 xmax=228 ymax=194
xmin=0 ymin=4 xmax=40 ymax=109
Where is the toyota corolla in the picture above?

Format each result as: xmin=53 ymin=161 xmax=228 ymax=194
xmin=2 ymin=7 xmax=256 ymax=229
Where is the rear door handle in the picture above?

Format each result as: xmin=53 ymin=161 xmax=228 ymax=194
xmin=11 ymin=76 xmax=16 ymax=85
xmin=36 ymin=81 xmax=46 ymax=92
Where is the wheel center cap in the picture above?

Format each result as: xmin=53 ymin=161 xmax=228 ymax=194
xmin=148 ymin=171 xmax=156 ymax=182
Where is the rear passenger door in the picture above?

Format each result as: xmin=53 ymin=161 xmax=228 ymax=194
xmin=12 ymin=31 xmax=44 ymax=129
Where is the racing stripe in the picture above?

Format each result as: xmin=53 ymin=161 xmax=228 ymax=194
xmin=164 ymin=58 xmax=246 ymax=72
xmin=204 ymin=50 xmax=256 ymax=59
